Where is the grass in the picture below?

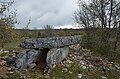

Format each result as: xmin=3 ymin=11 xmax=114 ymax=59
xmin=0 ymin=38 xmax=25 ymax=51
xmin=0 ymin=52 xmax=11 ymax=57
xmin=49 ymin=61 xmax=81 ymax=79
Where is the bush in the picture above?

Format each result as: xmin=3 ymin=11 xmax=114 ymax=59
xmin=81 ymin=29 xmax=112 ymax=57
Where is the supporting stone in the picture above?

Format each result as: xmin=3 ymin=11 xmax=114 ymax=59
xmin=15 ymin=49 xmax=41 ymax=70
xmin=46 ymin=47 xmax=69 ymax=69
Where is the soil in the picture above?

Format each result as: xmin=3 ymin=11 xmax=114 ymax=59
xmin=0 ymin=59 xmax=8 ymax=76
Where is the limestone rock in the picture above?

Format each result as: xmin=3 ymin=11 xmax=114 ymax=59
xmin=46 ymin=47 xmax=69 ymax=69
xmin=15 ymin=49 xmax=41 ymax=70
xmin=62 ymin=68 xmax=68 ymax=72
xmin=101 ymin=76 xmax=107 ymax=79
xmin=5 ymin=56 xmax=16 ymax=67
xmin=78 ymin=74 xmax=83 ymax=79
xmin=20 ymin=36 xmax=81 ymax=49
xmin=13 ymin=36 xmax=81 ymax=71
xmin=0 ymin=76 xmax=4 ymax=79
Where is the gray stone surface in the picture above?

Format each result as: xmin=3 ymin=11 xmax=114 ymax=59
xmin=5 ymin=56 xmax=16 ymax=67
xmin=46 ymin=47 xmax=69 ymax=69
xmin=20 ymin=36 xmax=81 ymax=49
xmin=15 ymin=47 xmax=69 ymax=70
xmin=15 ymin=49 xmax=41 ymax=70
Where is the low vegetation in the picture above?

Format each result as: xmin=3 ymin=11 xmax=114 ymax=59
xmin=75 ymin=0 xmax=120 ymax=63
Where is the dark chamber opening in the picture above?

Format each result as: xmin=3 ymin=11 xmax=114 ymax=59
xmin=35 ymin=48 xmax=50 ymax=71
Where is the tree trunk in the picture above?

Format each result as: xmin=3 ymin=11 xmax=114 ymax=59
xmin=1 ymin=43 xmax=4 ymax=49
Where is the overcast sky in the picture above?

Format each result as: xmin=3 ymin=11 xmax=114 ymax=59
xmin=12 ymin=0 xmax=78 ymax=29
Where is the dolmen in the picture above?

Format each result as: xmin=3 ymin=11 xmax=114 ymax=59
xmin=15 ymin=35 xmax=81 ymax=72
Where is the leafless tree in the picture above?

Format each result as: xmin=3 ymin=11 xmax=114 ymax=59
xmin=43 ymin=25 xmax=55 ymax=37
xmin=0 ymin=0 xmax=18 ymax=27
xmin=74 ymin=0 xmax=120 ymax=51
xmin=0 ymin=0 xmax=19 ymax=48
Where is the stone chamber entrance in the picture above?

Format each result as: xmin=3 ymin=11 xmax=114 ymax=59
xmin=35 ymin=48 xmax=50 ymax=71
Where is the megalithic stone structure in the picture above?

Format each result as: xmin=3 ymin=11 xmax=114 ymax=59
xmin=15 ymin=36 xmax=81 ymax=71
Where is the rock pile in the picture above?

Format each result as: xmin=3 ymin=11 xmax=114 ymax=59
xmin=15 ymin=36 xmax=81 ymax=71
xmin=59 ymin=44 xmax=120 ymax=79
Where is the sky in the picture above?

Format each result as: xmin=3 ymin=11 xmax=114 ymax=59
xmin=11 ymin=0 xmax=78 ymax=29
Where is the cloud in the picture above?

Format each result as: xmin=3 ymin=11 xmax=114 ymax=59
xmin=12 ymin=0 xmax=78 ymax=28
xmin=54 ymin=25 xmax=80 ymax=29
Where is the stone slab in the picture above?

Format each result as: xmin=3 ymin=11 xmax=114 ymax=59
xmin=20 ymin=36 xmax=81 ymax=49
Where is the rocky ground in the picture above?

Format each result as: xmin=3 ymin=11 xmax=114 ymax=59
xmin=0 ymin=44 xmax=120 ymax=79
xmin=64 ymin=44 xmax=120 ymax=79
